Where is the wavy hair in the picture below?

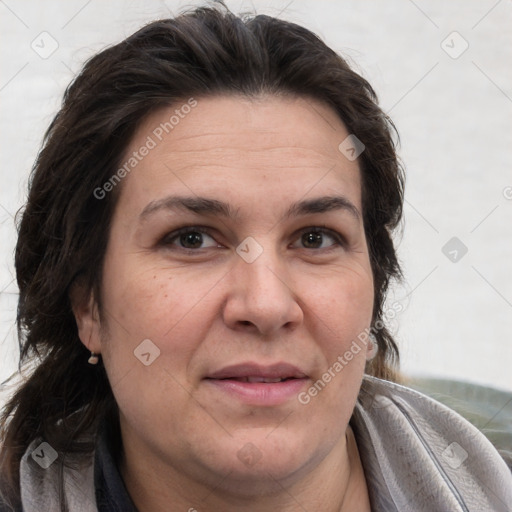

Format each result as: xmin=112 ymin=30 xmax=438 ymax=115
xmin=0 ymin=4 xmax=404 ymax=509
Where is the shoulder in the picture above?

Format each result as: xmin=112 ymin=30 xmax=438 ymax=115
xmin=0 ymin=503 xmax=21 ymax=512
xmin=0 ymin=485 xmax=22 ymax=512
xmin=0 ymin=495 xmax=21 ymax=512
xmin=17 ymin=433 xmax=96 ymax=512
xmin=0 ymin=471 xmax=21 ymax=512
xmin=407 ymin=376 xmax=512 ymax=470
xmin=352 ymin=376 xmax=512 ymax=511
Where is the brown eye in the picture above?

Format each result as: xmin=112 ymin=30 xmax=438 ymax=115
xmin=302 ymin=232 xmax=324 ymax=249
xmin=293 ymin=228 xmax=342 ymax=250
xmin=180 ymin=232 xmax=204 ymax=249
xmin=161 ymin=227 xmax=219 ymax=250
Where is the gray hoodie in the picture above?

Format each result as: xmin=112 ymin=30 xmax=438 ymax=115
xmin=9 ymin=376 xmax=512 ymax=511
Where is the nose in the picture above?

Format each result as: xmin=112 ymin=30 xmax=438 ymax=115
xmin=222 ymin=247 xmax=304 ymax=336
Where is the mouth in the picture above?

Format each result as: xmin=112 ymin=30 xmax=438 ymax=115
xmin=215 ymin=376 xmax=298 ymax=383
xmin=206 ymin=362 xmax=307 ymax=380
xmin=204 ymin=362 xmax=309 ymax=405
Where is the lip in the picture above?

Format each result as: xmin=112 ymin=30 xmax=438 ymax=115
xmin=204 ymin=362 xmax=309 ymax=406
xmin=206 ymin=362 xmax=307 ymax=380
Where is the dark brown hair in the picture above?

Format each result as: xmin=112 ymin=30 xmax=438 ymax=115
xmin=0 ymin=4 xmax=404 ymax=508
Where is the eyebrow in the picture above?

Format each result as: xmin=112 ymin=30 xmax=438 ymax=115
xmin=285 ymin=196 xmax=361 ymax=221
xmin=139 ymin=195 xmax=361 ymax=222
xmin=140 ymin=196 xmax=233 ymax=219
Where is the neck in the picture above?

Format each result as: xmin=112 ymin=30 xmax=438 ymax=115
xmin=119 ymin=425 xmax=370 ymax=512
xmin=339 ymin=425 xmax=371 ymax=511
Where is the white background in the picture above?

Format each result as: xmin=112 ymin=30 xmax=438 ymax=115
xmin=1 ymin=0 xmax=511 ymax=394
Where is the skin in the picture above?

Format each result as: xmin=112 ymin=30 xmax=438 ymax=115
xmin=74 ymin=95 xmax=373 ymax=511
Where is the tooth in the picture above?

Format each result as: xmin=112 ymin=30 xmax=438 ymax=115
xmin=246 ymin=376 xmax=283 ymax=383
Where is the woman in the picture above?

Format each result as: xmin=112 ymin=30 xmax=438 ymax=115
xmin=1 ymin=4 xmax=510 ymax=511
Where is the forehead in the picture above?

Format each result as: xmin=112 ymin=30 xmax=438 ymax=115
xmin=115 ymin=95 xmax=362 ymax=214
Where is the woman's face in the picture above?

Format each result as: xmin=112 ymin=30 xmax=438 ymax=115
xmin=78 ymin=95 xmax=374 ymax=494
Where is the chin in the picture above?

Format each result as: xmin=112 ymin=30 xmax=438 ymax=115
xmin=198 ymin=434 xmax=321 ymax=496
xmin=208 ymin=459 xmax=306 ymax=498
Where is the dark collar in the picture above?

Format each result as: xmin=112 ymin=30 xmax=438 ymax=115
xmin=94 ymin=419 xmax=139 ymax=512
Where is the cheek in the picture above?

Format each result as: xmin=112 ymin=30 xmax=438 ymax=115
xmin=97 ymin=257 xmax=169 ymax=366
xmin=305 ymin=264 xmax=374 ymax=338
xmin=97 ymin=264 xmax=211 ymax=433
xmin=300 ymin=264 xmax=374 ymax=388
xmin=292 ymin=269 xmax=373 ymax=444
xmin=101 ymin=255 xmax=199 ymax=337
xmin=97 ymin=254 xmax=226 ymax=383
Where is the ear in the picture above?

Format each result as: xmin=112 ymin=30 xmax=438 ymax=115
xmin=69 ymin=281 xmax=102 ymax=354
xmin=365 ymin=333 xmax=378 ymax=361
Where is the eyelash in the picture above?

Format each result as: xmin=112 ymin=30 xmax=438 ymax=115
xmin=294 ymin=226 xmax=347 ymax=250
xmin=158 ymin=225 xmax=347 ymax=252
xmin=159 ymin=226 xmax=215 ymax=249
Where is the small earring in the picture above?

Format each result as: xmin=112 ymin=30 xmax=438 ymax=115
xmin=88 ymin=351 xmax=100 ymax=365
xmin=366 ymin=334 xmax=378 ymax=361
